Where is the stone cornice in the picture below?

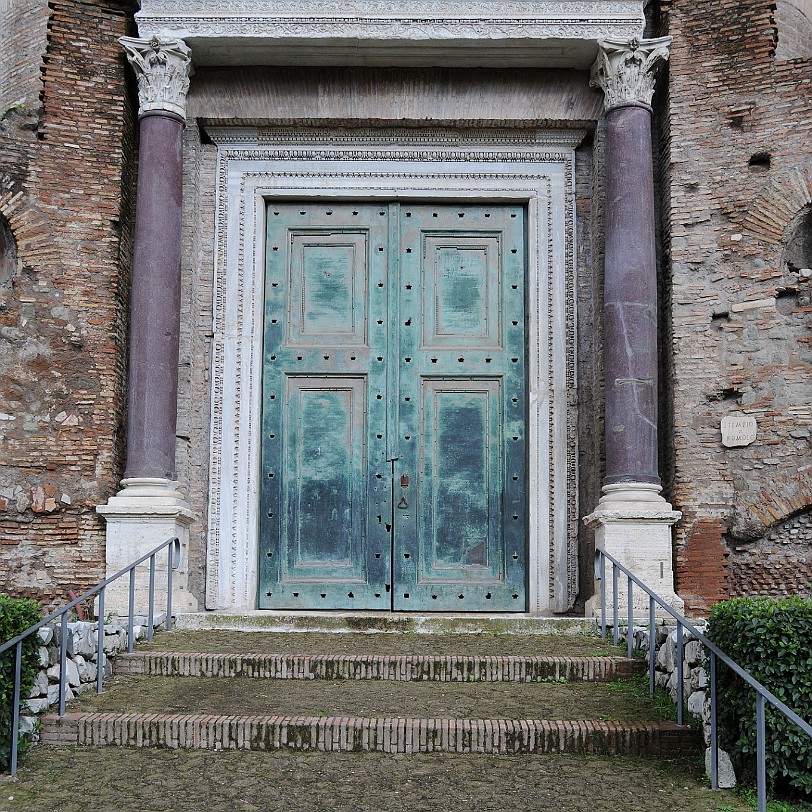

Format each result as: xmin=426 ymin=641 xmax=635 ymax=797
xmin=135 ymin=1 xmax=644 ymax=69
xmin=120 ymin=36 xmax=193 ymax=119
xmin=590 ymin=35 xmax=671 ymax=108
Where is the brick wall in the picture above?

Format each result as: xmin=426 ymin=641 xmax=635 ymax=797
xmin=659 ymin=0 xmax=812 ymax=610
xmin=0 ymin=0 xmax=137 ymax=606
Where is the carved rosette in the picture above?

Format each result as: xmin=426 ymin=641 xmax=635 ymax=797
xmin=120 ymin=36 xmax=192 ymax=119
xmin=590 ymin=35 xmax=671 ymax=109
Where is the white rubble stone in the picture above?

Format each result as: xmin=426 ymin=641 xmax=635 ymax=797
xmin=28 ymin=670 xmax=49 ymax=698
xmin=47 ymin=683 xmax=74 ymax=705
xmin=77 ymin=656 xmax=97 ymax=682
xmin=75 ymin=682 xmax=94 ymax=695
xmin=46 ymin=664 xmax=61 ymax=683
xmin=38 ymin=646 xmax=49 ymax=669
xmin=685 ymin=640 xmax=706 ymax=666
xmin=687 ymin=690 xmax=706 ymax=717
xmin=691 ymin=666 xmax=709 ymax=690
xmin=65 ymin=657 xmax=80 ymax=688
xmin=25 ymin=698 xmax=49 ymax=714
xmin=705 ymin=747 xmax=737 ymax=788
xmin=18 ymin=716 xmax=36 ymax=736
xmin=37 ymin=627 xmax=53 ymax=645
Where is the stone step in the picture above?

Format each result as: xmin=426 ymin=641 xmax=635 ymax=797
xmin=40 ymin=713 xmax=699 ymax=756
xmin=173 ymin=612 xmax=597 ymax=636
xmin=114 ymin=651 xmax=643 ymax=682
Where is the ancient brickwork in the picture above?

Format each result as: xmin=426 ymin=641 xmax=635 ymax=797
xmin=660 ymin=0 xmax=812 ymax=610
xmin=0 ymin=0 xmax=137 ymax=605
xmin=0 ymin=0 xmax=49 ymax=112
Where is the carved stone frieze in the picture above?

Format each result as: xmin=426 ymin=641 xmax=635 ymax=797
xmin=120 ymin=36 xmax=193 ymax=119
xmin=135 ymin=0 xmax=644 ymax=68
xmin=590 ymin=35 xmax=671 ymax=108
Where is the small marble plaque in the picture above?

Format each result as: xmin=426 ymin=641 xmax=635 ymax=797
xmin=721 ymin=413 xmax=757 ymax=447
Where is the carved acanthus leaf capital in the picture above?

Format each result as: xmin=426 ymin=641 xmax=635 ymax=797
xmin=590 ymin=35 xmax=671 ymax=109
xmin=120 ymin=36 xmax=192 ymax=119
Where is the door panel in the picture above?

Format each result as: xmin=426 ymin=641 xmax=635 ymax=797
xmin=393 ymin=205 xmax=527 ymax=611
xmin=259 ymin=203 xmax=391 ymax=609
xmin=259 ymin=202 xmax=526 ymax=611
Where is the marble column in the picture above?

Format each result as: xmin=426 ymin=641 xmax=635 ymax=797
xmin=97 ymin=37 xmax=197 ymax=613
xmin=585 ymin=36 xmax=683 ymax=615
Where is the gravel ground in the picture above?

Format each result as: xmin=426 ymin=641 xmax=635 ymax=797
xmin=138 ymin=631 xmax=623 ymax=657
xmin=72 ymin=675 xmax=669 ymax=721
xmin=0 ymin=747 xmax=750 ymax=812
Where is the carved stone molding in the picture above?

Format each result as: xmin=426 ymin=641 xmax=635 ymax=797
xmin=135 ymin=0 xmax=644 ymax=68
xmin=204 ymin=127 xmax=579 ymax=614
xmin=120 ymin=36 xmax=193 ymax=119
xmin=590 ymin=35 xmax=671 ymax=108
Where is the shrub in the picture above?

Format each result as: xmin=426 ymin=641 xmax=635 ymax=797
xmin=0 ymin=593 xmax=42 ymax=770
xmin=707 ymin=597 xmax=812 ymax=799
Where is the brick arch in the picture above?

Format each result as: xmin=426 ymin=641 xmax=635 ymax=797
xmin=0 ymin=177 xmax=61 ymax=272
xmin=729 ymin=473 xmax=812 ymax=542
xmin=742 ymin=160 xmax=812 ymax=244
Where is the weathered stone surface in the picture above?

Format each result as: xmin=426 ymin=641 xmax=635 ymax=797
xmin=705 ymin=747 xmax=737 ymax=789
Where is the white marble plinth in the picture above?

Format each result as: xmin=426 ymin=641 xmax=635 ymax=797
xmin=96 ymin=478 xmax=199 ymax=615
xmin=584 ymin=483 xmax=684 ymax=620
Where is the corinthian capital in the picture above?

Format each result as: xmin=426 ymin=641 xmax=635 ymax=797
xmin=120 ymin=36 xmax=192 ymax=119
xmin=590 ymin=35 xmax=672 ymax=109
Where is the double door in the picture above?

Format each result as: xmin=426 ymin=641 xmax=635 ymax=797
xmin=259 ymin=202 xmax=526 ymax=611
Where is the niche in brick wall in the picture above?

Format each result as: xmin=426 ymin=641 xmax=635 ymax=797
xmin=0 ymin=216 xmax=17 ymax=289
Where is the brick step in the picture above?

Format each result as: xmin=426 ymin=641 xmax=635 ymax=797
xmin=40 ymin=713 xmax=700 ymax=756
xmin=114 ymin=652 xmax=644 ymax=682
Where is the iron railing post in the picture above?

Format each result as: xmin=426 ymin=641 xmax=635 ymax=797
xmin=627 ymin=576 xmax=634 ymax=659
xmin=127 ymin=567 xmax=135 ymax=653
xmin=649 ymin=596 xmax=655 ymax=698
xmin=96 ymin=588 xmax=105 ymax=694
xmin=147 ymin=554 xmax=156 ymax=642
xmin=756 ymin=693 xmax=766 ymax=812
xmin=676 ymin=622 xmax=684 ymax=726
xmin=166 ymin=542 xmax=174 ymax=631
xmin=612 ymin=563 xmax=619 ymax=647
xmin=58 ymin=612 xmax=68 ymax=716
xmin=10 ymin=641 xmax=22 ymax=775
xmin=600 ymin=552 xmax=607 ymax=639
xmin=710 ymin=651 xmax=718 ymax=790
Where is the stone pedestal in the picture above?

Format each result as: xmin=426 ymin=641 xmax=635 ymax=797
xmin=585 ymin=484 xmax=683 ymax=619
xmin=97 ymin=478 xmax=198 ymax=614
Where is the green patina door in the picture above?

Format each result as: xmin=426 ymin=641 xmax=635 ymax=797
xmin=260 ymin=202 xmax=526 ymax=611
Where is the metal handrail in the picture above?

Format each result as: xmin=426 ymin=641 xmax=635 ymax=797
xmin=595 ymin=548 xmax=812 ymax=812
xmin=0 ymin=536 xmax=181 ymax=775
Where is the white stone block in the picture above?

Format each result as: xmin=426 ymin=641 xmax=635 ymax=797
xmin=687 ymin=690 xmax=706 ymax=717
xmin=96 ymin=478 xmax=198 ymax=615
xmin=37 ymin=627 xmax=53 ymax=646
xmin=705 ymin=747 xmax=737 ymax=788
xmin=38 ymin=646 xmax=49 ymax=669
xmin=25 ymin=698 xmax=49 ymax=714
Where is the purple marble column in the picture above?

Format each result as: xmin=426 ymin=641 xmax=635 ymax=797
xmin=603 ymin=102 xmax=659 ymax=485
xmin=125 ymin=111 xmax=184 ymax=479
xmin=119 ymin=37 xmax=192 ymax=481
xmin=591 ymin=36 xmax=672 ymax=488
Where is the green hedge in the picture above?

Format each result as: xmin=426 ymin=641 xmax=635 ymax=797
xmin=0 ymin=594 xmax=42 ymax=770
xmin=707 ymin=596 xmax=812 ymax=799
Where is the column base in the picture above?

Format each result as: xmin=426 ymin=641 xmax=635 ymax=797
xmin=584 ymin=483 xmax=684 ymax=620
xmin=96 ymin=478 xmax=198 ymax=615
